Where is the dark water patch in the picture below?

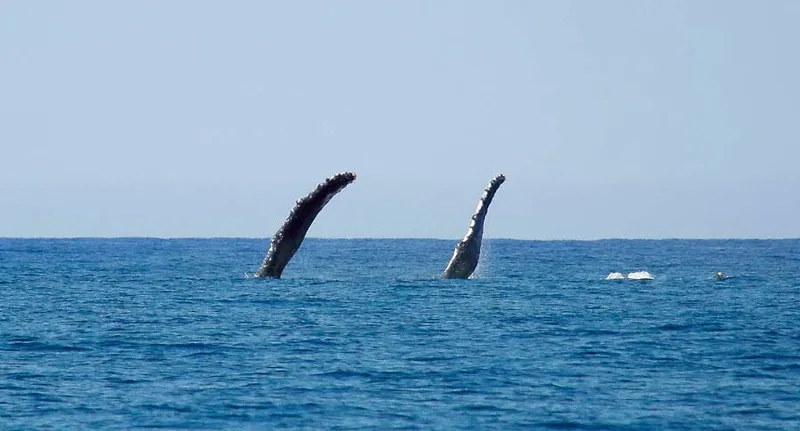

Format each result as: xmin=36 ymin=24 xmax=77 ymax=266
xmin=367 ymin=370 xmax=417 ymax=384
xmin=764 ymin=363 xmax=800 ymax=371
xmin=446 ymin=388 xmax=483 ymax=395
xmin=456 ymin=403 xmax=519 ymax=413
xmin=656 ymin=323 xmax=694 ymax=331
xmin=15 ymin=391 xmax=70 ymax=403
xmin=130 ymin=422 xmax=217 ymax=430
xmin=138 ymin=403 xmax=195 ymax=413
xmin=405 ymin=355 xmax=467 ymax=363
xmin=1 ymin=335 xmax=39 ymax=343
xmin=103 ymin=377 xmax=145 ymax=385
xmin=154 ymin=342 xmax=220 ymax=350
xmin=316 ymin=369 xmax=374 ymax=380
xmin=575 ymin=350 xmax=622 ymax=358
xmin=736 ymin=353 xmax=800 ymax=362
xmin=217 ymin=401 xmax=278 ymax=410
xmin=2 ymin=341 xmax=91 ymax=352
xmin=6 ymin=372 xmax=50 ymax=381
xmin=533 ymin=420 xmax=598 ymax=430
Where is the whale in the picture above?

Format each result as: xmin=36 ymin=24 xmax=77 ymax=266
xmin=442 ymin=174 xmax=506 ymax=279
xmin=255 ymin=172 xmax=356 ymax=278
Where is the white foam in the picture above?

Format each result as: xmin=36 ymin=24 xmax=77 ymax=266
xmin=626 ymin=271 xmax=654 ymax=280
xmin=605 ymin=272 xmax=625 ymax=280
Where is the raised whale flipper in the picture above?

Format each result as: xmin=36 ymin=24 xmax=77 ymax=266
xmin=442 ymin=174 xmax=506 ymax=279
xmin=255 ymin=172 xmax=357 ymax=278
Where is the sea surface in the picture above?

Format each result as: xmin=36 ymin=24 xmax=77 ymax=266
xmin=1 ymin=238 xmax=798 ymax=430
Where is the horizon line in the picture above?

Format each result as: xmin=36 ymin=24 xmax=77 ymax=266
xmin=2 ymin=236 xmax=799 ymax=241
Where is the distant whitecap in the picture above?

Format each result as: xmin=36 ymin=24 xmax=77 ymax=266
xmin=627 ymin=271 xmax=654 ymax=280
xmin=605 ymin=272 xmax=625 ymax=280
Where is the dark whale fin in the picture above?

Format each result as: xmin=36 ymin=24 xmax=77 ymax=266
xmin=442 ymin=174 xmax=505 ymax=279
xmin=255 ymin=172 xmax=357 ymax=278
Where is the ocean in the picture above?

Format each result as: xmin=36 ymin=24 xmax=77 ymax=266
xmin=1 ymin=238 xmax=798 ymax=430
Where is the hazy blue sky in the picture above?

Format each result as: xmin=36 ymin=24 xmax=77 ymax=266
xmin=2 ymin=1 xmax=798 ymax=239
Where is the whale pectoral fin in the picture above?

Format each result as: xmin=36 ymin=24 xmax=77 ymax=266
xmin=442 ymin=174 xmax=505 ymax=279
xmin=255 ymin=172 xmax=357 ymax=279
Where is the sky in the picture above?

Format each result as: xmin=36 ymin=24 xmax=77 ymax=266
xmin=1 ymin=1 xmax=798 ymax=239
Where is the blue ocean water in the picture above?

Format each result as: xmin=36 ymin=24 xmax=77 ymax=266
xmin=1 ymin=238 xmax=798 ymax=430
